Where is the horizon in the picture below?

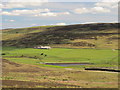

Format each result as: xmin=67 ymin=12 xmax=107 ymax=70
xmin=1 ymin=22 xmax=118 ymax=30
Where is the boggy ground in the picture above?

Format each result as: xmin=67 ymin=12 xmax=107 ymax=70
xmin=2 ymin=59 xmax=119 ymax=88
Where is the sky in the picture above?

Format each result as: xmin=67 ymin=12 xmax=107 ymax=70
xmin=1 ymin=0 xmax=119 ymax=29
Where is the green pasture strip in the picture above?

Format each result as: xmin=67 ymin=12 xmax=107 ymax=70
xmin=4 ymin=57 xmax=38 ymax=65
xmin=2 ymin=47 xmax=118 ymax=68
xmin=66 ymin=64 xmax=118 ymax=69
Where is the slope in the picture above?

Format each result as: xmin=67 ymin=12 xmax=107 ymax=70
xmin=2 ymin=23 xmax=119 ymax=49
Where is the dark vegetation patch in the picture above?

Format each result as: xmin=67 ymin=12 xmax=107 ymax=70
xmin=72 ymin=41 xmax=95 ymax=47
xmin=85 ymin=68 xmax=120 ymax=72
xmin=1 ymin=53 xmax=6 ymax=55
xmin=108 ymin=37 xmax=120 ymax=40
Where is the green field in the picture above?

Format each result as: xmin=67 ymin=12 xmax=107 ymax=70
xmin=2 ymin=47 xmax=118 ymax=69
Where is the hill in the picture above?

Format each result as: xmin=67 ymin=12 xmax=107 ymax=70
xmin=2 ymin=23 xmax=119 ymax=49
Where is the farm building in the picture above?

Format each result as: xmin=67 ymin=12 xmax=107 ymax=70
xmin=34 ymin=46 xmax=51 ymax=49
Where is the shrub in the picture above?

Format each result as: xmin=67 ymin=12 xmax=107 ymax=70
xmin=1 ymin=53 xmax=6 ymax=55
xmin=62 ymin=79 xmax=68 ymax=81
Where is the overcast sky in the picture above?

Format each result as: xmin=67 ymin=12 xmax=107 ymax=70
xmin=1 ymin=0 xmax=119 ymax=29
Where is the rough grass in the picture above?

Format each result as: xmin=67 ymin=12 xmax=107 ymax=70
xmin=2 ymin=25 xmax=59 ymax=40
xmin=2 ymin=59 xmax=118 ymax=88
xmin=2 ymin=23 xmax=119 ymax=49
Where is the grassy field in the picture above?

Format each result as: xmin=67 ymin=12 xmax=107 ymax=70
xmin=2 ymin=47 xmax=118 ymax=68
xmin=2 ymin=47 xmax=119 ymax=88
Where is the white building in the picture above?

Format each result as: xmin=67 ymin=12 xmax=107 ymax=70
xmin=34 ymin=46 xmax=51 ymax=49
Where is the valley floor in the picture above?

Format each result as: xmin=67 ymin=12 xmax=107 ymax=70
xmin=1 ymin=47 xmax=119 ymax=88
